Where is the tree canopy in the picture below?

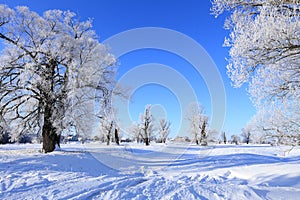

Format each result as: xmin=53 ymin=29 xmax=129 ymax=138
xmin=212 ymin=0 xmax=300 ymax=139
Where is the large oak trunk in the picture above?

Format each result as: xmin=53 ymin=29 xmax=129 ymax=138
xmin=42 ymin=60 xmax=59 ymax=153
xmin=42 ymin=105 xmax=57 ymax=153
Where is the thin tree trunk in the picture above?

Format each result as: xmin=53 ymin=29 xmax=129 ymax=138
xmin=115 ymin=128 xmax=120 ymax=145
xmin=144 ymin=128 xmax=150 ymax=146
xmin=200 ymin=121 xmax=207 ymax=146
xmin=106 ymin=121 xmax=113 ymax=145
xmin=107 ymin=133 xmax=110 ymax=145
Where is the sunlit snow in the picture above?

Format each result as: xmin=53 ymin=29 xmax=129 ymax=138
xmin=0 ymin=142 xmax=299 ymax=199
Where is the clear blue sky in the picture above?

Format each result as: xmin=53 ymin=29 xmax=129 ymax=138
xmin=0 ymin=0 xmax=256 ymax=137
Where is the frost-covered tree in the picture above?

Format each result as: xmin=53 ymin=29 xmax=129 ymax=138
xmin=100 ymin=117 xmax=114 ymax=146
xmin=186 ymin=102 xmax=209 ymax=146
xmin=0 ymin=5 xmax=116 ymax=152
xmin=241 ymin=125 xmax=251 ymax=144
xmin=212 ymin=0 xmax=300 ymax=139
xmin=221 ymin=131 xmax=227 ymax=144
xmin=127 ymin=122 xmax=142 ymax=143
xmin=96 ymin=63 xmax=126 ymax=146
xmin=207 ymin=129 xmax=219 ymax=143
xmin=139 ymin=105 xmax=155 ymax=146
xmin=199 ymin=118 xmax=208 ymax=146
xmin=231 ymin=134 xmax=240 ymax=145
xmin=158 ymin=118 xmax=171 ymax=143
xmin=99 ymin=111 xmax=120 ymax=145
xmin=249 ymin=107 xmax=300 ymax=145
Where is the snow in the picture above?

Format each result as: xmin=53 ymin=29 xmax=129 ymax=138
xmin=0 ymin=143 xmax=299 ymax=199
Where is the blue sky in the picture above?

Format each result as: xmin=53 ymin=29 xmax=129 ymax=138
xmin=1 ymin=0 xmax=256 ymax=137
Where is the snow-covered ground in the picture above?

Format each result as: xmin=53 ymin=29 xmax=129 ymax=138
xmin=0 ymin=142 xmax=299 ymax=200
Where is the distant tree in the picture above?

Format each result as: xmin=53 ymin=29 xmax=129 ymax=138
xmin=96 ymin=68 xmax=124 ymax=146
xmin=139 ymin=105 xmax=155 ymax=146
xmin=249 ymin=108 xmax=300 ymax=145
xmin=158 ymin=118 xmax=171 ymax=143
xmin=207 ymin=129 xmax=219 ymax=143
xmin=99 ymin=112 xmax=119 ymax=145
xmin=199 ymin=119 xmax=208 ymax=146
xmin=93 ymin=135 xmax=100 ymax=141
xmin=0 ymin=6 xmax=116 ymax=152
xmin=221 ymin=131 xmax=227 ymax=144
xmin=241 ymin=127 xmax=251 ymax=144
xmin=104 ymin=120 xmax=113 ymax=145
xmin=186 ymin=102 xmax=209 ymax=146
xmin=231 ymin=134 xmax=240 ymax=145
xmin=128 ymin=122 xmax=142 ymax=143
xmin=212 ymin=0 xmax=300 ymax=139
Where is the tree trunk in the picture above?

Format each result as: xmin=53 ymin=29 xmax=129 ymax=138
xmin=42 ymin=60 xmax=59 ymax=153
xmin=223 ymin=132 xmax=227 ymax=144
xmin=200 ymin=121 xmax=207 ymax=146
xmin=145 ymin=137 xmax=150 ymax=146
xmin=246 ymin=132 xmax=250 ymax=144
xmin=106 ymin=121 xmax=113 ymax=145
xmin=115 ymin=128 xmax=120 ymax=145
xmin=42 ymin=105 xmax=57 ymax=153
xmin=144 ymin=128 xmax=150 ymax=146
xmin=107 ymin=134 xmax=110 ymax=145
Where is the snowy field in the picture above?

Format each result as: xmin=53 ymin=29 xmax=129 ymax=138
xmin=0 ymin=143 xmax=299 ymax=200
